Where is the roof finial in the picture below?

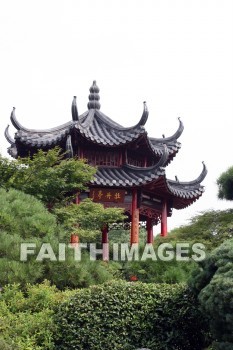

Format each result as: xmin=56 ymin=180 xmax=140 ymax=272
xmin=87 ymin=80 xmax=101 ymax=110
xmin=72 ymin=96 xmax=79 ymax=121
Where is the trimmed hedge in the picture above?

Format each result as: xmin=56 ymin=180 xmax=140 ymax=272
xmin=54 ymin=281 xmax=208 ymax=350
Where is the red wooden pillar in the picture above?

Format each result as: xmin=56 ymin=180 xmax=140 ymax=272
xmin=130 ymin=189 xmax=139 ymax=244
xmin=101 ymin=224 xmax=109 ymax=261
xmin=70 ymin=234 xmax=79 ymax=245
xmin=161 ymin=200 xmax=168 ymax=237
xmin=75 ymin=192 xmax=80 ymax=205
xmin=146 ymin=218 xmax=153 ymax=243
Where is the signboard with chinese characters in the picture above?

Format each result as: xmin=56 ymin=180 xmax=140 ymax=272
xmin=90 ymin=188 xmax=125 ymax=203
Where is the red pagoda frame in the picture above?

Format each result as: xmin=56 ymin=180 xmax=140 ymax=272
xmin=5 ymin=81 xmax=207 ymax=246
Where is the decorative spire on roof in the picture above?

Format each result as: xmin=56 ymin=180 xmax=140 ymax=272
xmin=185 ymin=161 xmax=207 ymax=186
xmin=150 ymin=118 xmax=184 ymax=144
xmin=71 ymin=96 xmax=79 ymax=121
xmin=4 ymin=125 xmax=14 ymax=145
xmin=169 ymin=161 xmax=207 ymax=187
xmin=87 ymin=80 xmax=101 ymax=110
xmin=136 ymin=101 xmax=148 ymax=126
xmin=10 ymin=107 xmax=29 ymax=132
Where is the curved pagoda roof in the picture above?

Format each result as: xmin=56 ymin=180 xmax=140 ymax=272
xmin=6 ymin=81 xmax=183 ymax=162
xmin=5 ymin=81 xmax=207 ymax=209
xmin=92 ymin=160 xmax=207 ymax=209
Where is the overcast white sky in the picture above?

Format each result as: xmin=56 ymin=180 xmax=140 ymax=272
xmin=0 ymin=0 xmax=233 ymax=232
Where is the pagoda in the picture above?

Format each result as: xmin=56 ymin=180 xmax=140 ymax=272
xmin=5 ymin=81 xmax=207 ymax=245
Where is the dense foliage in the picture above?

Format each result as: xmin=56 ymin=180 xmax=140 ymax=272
xmin=55 ymin=198 xmax=125 ymax=234
xmin=163 ymin=209 xmax=233 ymax=251
xmin=0 ymin=189 xmax=121 ymax=288
xmin=0 ymin=148 xmax=96 ymax=207
xmin=1 ymin=148 xmax=233 ymax=349
xmin=0 ymin=188 xmax=57 ymax=285
xmin=0 ymin=281 xmax=76 ymax=350
xmin=217 ymin=166 xmax=233 ymax=200
xmin=189 ymin=238 xmax=233 ymax=349
xmin=125 ymin=258 xmax=197 ymax=284
xmin=54 ymin=281 xmax=208 ymax=350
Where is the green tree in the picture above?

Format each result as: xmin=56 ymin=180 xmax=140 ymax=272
xmin=164 ymin=209 xmax=233 ymax=251
xmin=217 ymin=166 xmax=233 ymax=200
xmin=120 ymin=209 xmax=233 ymax=284
xmin=189 ymin=238 xmax=233 ymax=349
xmin=0 ymin=155 xmax=18 ymax=191
xmin=0 ymin=188 xmax=58 ymax=285
xmin=0 ymin=148 xmax=96 ymax=207
xmin=55 ymin=198 xmax=125 ymax=237
xmin=0 ymin=148 xmax=127 ymax=288
xmin=0 ymin=189 xmax=122 ymax=288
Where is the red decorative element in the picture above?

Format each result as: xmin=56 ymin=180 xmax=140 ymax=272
xmin=70 ymin=234 xmax=79 ymax=244
xmin=90 ymin=188 xmax=125 ymax=203
xmin=161 ymin=200 xmax=168 ymax=236
xmin=130 ymin=275 xmax=138 ymax=281
xmin=75 ymin=192 xmax=80 ymax=204
xmin=146 ymin=218 xmax=154 ymax=243
xmin=101 ymin=224 xmax=108 ymax=243
xmin=101 ymin=224 xmax=109 ymax=261
xmin=140 ymin=206 xmax=161 ymax=220
xmin=130 ymin=189 xmax=139 ymax=244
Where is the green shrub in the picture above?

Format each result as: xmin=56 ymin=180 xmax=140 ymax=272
xmin=115 ymin=239 xmax=200 ymax=284
xmin=46 ymin=252 xmax=121 ymax=289
xmin=189 ymin=238 xmax=233 ymax=349
xmin=0 ymin=189 xmax=57 ymax=286
xmin=0 ymin=339 xmax=16 ymax=350
xmin=0 ymin=188 xmax=57 ymax=239
xmin=54 ymin=281 xmax=208 ymax=350
xmin=0 ymin=189 xmax=122 ymax=289
xmin=124 ymin=252 xmax=197 ymax=284
xmin=0 ymin=281 xmax=76 ymax=350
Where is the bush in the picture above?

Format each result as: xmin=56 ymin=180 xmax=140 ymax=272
xmin=189 ymin=238 xmax=233 ymax=349
xmin=122 ymin=241 xmax=198 ymax=284
xmin=46 ymin=252 xmax=121 ymax=289
xmin=54 ymin=281 xmax=208 ymax=350
xmin=0 ymin=339 xmax=16 ymax=350
xmin=0 ymin=189 xmax=58 ymax=286
xmin=0 ymin=189 xmax=122 ymax=289
xmin=0 ymin=281 xmax=76 ymax=350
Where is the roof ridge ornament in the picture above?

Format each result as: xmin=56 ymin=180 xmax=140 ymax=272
xmin=71 ymin=96 xmax=79 ymax=121
xmin=137 ymin=101 xmax=148 ymax=126
xmin=169 ymin=161 xmax=207 ymax=187
xmin=4 ymin=125 xmax=14 ymax=145
xmin=87 ymin=80 xmax=101 ymax=110
xmin=150 ymin=118 xmax=184 ymax=144
xmin=10 ymin=107 xmax=29 ymax=132
xmin=185 ymin=161 xmax=207 ymax=186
